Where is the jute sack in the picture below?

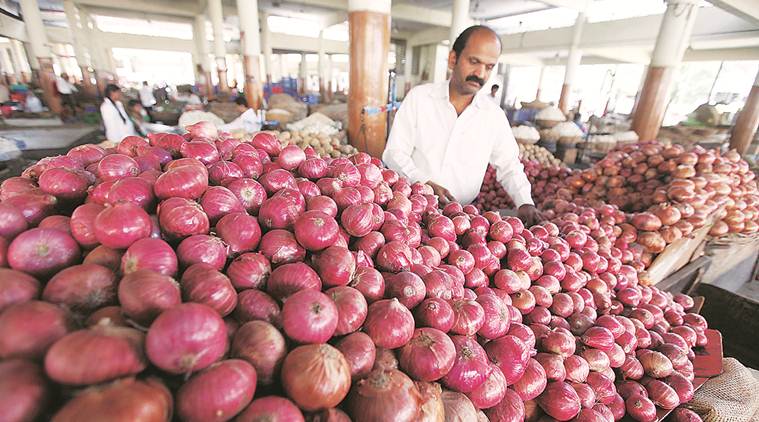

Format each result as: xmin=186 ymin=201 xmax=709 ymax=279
xmin=685 ymin=358 xmax=759 ymax=422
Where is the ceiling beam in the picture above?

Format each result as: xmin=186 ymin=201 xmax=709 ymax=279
xmin=708 ymin=0 xmax=759 ymax=25
xmin=279 ymin=0 xmax=348 ymax=11
xmin=84 ymin=7 xmax=194 ymax=24
xmin=408 ymin=27 xmax=449 ymax=47
xmin=320 ymin=11 xmax=347 ymax=28
xmin=535 ymin=0 xmax=590 ymax=12
xmin=391 ymin=4 xmax=451 ymax=27
xmin=72 ymin=0 xmax=200 ymax=18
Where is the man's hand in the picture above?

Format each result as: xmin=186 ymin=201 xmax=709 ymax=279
xmin=518 ymin=204 xmax=543 ymax=227
xmin=426 ymin=181 xmax=457 ymax=205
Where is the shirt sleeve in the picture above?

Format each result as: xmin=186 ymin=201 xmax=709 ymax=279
xmin=490 ymin=112 xmax=535 ymax=208
xmin=382 ymin=90 xmax=428 ymax=184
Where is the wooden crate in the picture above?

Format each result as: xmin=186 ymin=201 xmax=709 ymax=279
xmin=655 ymin=256 xmax=711 ymax=295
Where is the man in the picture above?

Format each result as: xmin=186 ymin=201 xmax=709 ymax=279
xmin=55 ymin=73 xmax=77 ymax=117
xmin=139 ymin=81 xmax=157 ymax=111
xmin=383 ymin=25 xmax=541 ymax=225
xmin=490 ymin=84 xmax=499 ymax=99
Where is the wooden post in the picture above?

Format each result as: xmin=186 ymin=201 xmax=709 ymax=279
xmin=632 ymin=0 xmax=699 ymax=141
xmin=729 ymin=70 xmax=759 ymax=154
xmin=558 ymin=12 xmax=585 ymax=114
xmin=348 ymin=0 xmax=391 ymax=158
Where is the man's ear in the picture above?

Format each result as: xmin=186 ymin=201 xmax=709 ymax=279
xmin=447 ymin=50 xmax=457 ymax=71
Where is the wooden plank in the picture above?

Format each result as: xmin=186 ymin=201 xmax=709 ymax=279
xmin=641 ymin=210 xmax=720 ymax=286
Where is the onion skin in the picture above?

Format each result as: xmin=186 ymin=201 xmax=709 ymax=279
xmin=231 ymin=320 xmax=287 ymax=386
xmin=443 ymin=335 xmax=491 ymax=393
xmin=44 ymin=325 xmax=147 ymax=385
xmin=176 ymin=359 xmax=256 ymax=422
xmin=51 ymin=377 xmax=173 ymax=422
xmin=537 ymin=381 xmax=582 ymax=421
xmin=415 ymin=381 xmax=445 ymax=422
xmin=346 ymin=368 xmax=422 ymax=422
xmin=485 ymin=388 xmax=525 ymax=422
xmin=281 ymin=343 xmax=351 ymax=412
xmin=145 ymin=303 xmax=227 ymax=374
xmin=281 ymin=289 xmax=338 ymax=344
xmin=8 ymin=228 xmax=81 ymax=278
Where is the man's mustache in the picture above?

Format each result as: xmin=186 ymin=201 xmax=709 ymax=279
xmin=466 ymin=75 xmax=485 ymax=87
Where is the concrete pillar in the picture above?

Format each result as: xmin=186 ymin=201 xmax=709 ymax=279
xmin=279 ymin=54 xmax=286 ymax=80
xmin=9 ymin=40 xmax=30 ymax=83
xmin=62 ymin=0 xmax=96 ymax=97
xmin=403 ymin=42 xmax=413 ymax=95
xmin=632 ymin=0 xmax=699 ymax=141
xmin=325 ymin=54 xmax=333 ymax=102
xmin=535 ymin=66 xmax=545 ymax=101
xmin=0 ymin=49 xmax=15 ymax=83
xmin=729 ymin=69 xmax=759 ymax=154
xmin=299 ymin=53 xmax=307 ymax=95
xmin=348 ymin=0 xmax=391 ymax=158
xmin=500 ymin=63 xmax=510 ymax=109
xmin=449 ymin=0 xmax=471 ymax=44
xmin=261 ymin=12 xmax=273 ymax=84
xmin=237 ymin=0 xmax=263 ymax=109
xmin=19 ymin=0 xmax=61 ymax=114
xmin=558 ymin=12 xmax=585 ymax=114
xmin=193 ymin=15 xmax=214 ymax=98
xmin=209 ymin=0 xmax=229 ymax=93
xmin=318 ymin=30 xmax=327 ymax=100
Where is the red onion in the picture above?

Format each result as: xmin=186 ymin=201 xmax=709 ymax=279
xmin=485 ymin=388 xmax=525 ymax=422
xmin=512 ymin=358 xmax=548 ymax=401
xmin=200 ymin=186 xmax=245 ymax=224
xmin=226 ymin=178 xmax=266 ymax=214
xmin=259 ymin=229 xmax=306 ymax=266
xmin=52 ymin=377 xmax=172 ymax=421
xmin=0 ymin=359 xmax=49 ymax=422
xmin=177 ymin=234 xmax=228 ymax=270
xmin=227 ymin=253 xmax=271 ymax=290
xmin=41 ymin=263 xmax=116 ymax=314
xmin=181 ymin=263 xmax=237 ymax=316
xmin=282 ymin=289 xmax=338 ymax=344
xmin=398 ymin=327 xmax=456 ymax=382
xmin=314 ymin=246 xmax=357 ymax=287
xmin=327 ymin=286 xmax=368 ymax=336
xmin=145 ymin=303 xmax=227 ymax=374
xmin=282 ymin=344 xmax=351 ymax=411
xmin=157 ymin=197 xmax=210 ymax=240
xmin=236 ymin=396 xmax=304 ymax=422
xmin=335 ymin=332 xmax=376 ymax=380
xmin=154 ymin=164 xmax=209 ymax=200
xmin=537 ymin=381 xmax=581 ymax=421
xmin=467 ymin=364 xmax=507 ymax=409
xmin=97 ymin=154 xmax=140 ymax=181
xmin=118 ymin=270 xmax=181 ymax=324
xmin=7 ymin=228 xmax=80 ymax=277
xmin=442 ymin=335 xmax=491 ymax=393
xmin=121 ymin=238 xmax=178 ymax=276
xmin=94 ymin=202 xmax=152 ymax=249
xmin=0 ymin=300 xmax=72 ymax=359
xmin=267 ymin=262 xmax=321 ymax=300
xmin=0 ymin=268 xmax=40 ymax=313
xmin=107 ymin=177 xmax=154 ymax=209
xmin=346 ymin=368 xmax=422 ymax=422
xmin=176 ymin=359 xmax=256 ymax=422
xmin=364 ymin=298 xmax=414 ymax=349
xmin=44 ymin=325 xmax=146 ymax=385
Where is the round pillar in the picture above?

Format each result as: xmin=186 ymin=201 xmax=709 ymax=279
xmin=18 ymin=0 xmax=61 ymax=114
xmin=208 ymin=0 xmax=229 ymax=93
xmin=261 ymin=12 xmax=273 ymax=84
xmin=348 ymin=0 xmax=391 ymax=158
xmin=193 ymin=15 xmax=214 ymax=98
xmin=632 ymin=0 xmax=700 ymax=141
xmin=62 ymin=0 xmax=96 ymax=97
xmin=449 ymin=0 xmax=471 ymax=44
xmin=729 ymin=70 xmax=759 ymax=154
xmin=237 ymin=0 xmax=263 ymax=109
xmin=558 ymin=12 xmax=585 ymax=114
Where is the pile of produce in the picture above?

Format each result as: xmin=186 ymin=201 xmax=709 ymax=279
xmin=473 ymin=160 xmax=569 ymax=213
xmin=0 ymin=122 xmax=711 ymax=421
xmin=556 ymin=143 xmax=758 ymax=241
xmin=520 ymin=144 xmax=564 ymax=167
xmin=273 ymin=129 xmax=358 ymax=158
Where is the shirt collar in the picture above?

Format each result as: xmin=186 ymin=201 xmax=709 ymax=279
xmin=431 ymin=80 xmax=484 ymax=109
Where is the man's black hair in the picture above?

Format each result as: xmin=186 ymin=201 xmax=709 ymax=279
xmin=491 ymin=84 xmax=500 ymax=91
xmin=235 ymin=96 xmax=248 ymax=107
xmin=451 ymin=25 xmax=502 ymax=61
xmin=127 ymin=99 xmax=141 ymax=109
xmin=104 ymin=84 xmax=121 ymax=100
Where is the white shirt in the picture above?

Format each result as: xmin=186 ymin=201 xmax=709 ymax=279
xmin=139 ymin=85 xmax=156 ymax=107
xmin=56 ymin=77 xmax=77 ymax=95
xmin=383 ymin=81 xmax=534 ymax=207
xmin=100 ymin=99 xmax=138 ymax=142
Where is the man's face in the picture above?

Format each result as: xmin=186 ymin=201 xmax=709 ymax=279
xmin=112 ymin=90 xmax=122 ymax=102
xmin=448 ymin=30 xmax=501 ymax=96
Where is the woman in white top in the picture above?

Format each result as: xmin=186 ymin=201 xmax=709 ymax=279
xmin=100 ymin=84 xmax=138 ymax=142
